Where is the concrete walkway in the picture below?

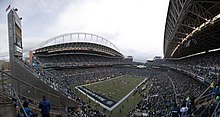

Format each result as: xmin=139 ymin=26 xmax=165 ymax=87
xmin=0 ymin=103 xmax=17 ymax=117
xmin=163 ymin=73 xmax=178 ymax=103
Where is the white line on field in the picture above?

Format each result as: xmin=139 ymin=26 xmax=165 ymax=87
xmin=76 ymin=76 xmax=148 ymax=111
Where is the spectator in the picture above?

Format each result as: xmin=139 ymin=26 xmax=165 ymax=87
xmin=180 ymin=103 xmax=188 ymax=117
xmin=171 ymin=103 xmax=180 ymax=117
xmin=22 ymin=101 xmax=31 ymax=117
xmin=38 ymin=96 xmax=51 ymax=117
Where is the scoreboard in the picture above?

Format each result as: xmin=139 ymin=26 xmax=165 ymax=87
xmin=8 ymin=8 xmax=23 ymax=60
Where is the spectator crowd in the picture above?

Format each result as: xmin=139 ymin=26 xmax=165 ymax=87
xmin=129 ymin=68 xmax=207 ymax=117
xmin=163 ymin=50 xmax=220 ymax=84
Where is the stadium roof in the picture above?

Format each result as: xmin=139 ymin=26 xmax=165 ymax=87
xmin=164 ymin=0 xmax=220 ymax=58
xmin=32 ymin=32 xmax=120 ymax=52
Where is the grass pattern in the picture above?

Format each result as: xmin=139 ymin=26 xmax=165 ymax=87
xmin=85 ymin=76 xmax=144 ymax=102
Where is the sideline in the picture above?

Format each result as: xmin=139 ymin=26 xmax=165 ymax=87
xmin=76 ymin=76 xmax=148 ymax=111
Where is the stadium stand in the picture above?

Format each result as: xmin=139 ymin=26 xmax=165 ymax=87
xmin=128 ymin=68 xmax=207 ymax=117
xmin=31 ymin=54 xmax=151 ymax=116
xmin=10 ymin=34 xmax=217 ymax=117
xmin=163 ymin=50 xmax=220 ymax=85
xmin=20 ymin=33 xmax=147 ymax=116
xmin=5 ymin=0 xmax=220 ymax=116
xmin=32 ymin=33 xmax=127 ymax=69
xmin=161 ymin=0 xmax=220 ymax=116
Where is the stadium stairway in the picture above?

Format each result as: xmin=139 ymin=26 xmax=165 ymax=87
xmin=195 ymin=92 xmax=213 ymax=108
xmin=0 ymin=103 xmax=17 ymax=117
xmin=11 ymin=58 xmax=77 ymax=108
xmin=193 ymin=85 xmax=218 ymax=117
xmin=0 ymin=80 xmax=62 ymax=117
xmin=0 ymin=58 xmax=76 ymax=117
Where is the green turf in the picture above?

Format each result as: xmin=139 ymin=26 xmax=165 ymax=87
xmin=84 ymin=76 xmax=145 ymax=101
xmin=75 ymin=76 xmax=152 ymax=117
xmin=110 ymin=78 xmax=152 ymax=117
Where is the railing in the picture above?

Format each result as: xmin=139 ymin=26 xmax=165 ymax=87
xmin=162 ymin=65 xmax=217 ymax=116
xmin=196 ymin=93 xmax=213 ymax=105
xmin=211 ymin=101 xmax=220 ymax=117
xmin=12 ymin=87 xmax=29 ymax=117
xmin=0 ymin=72 xmax=28 ymax=117
xmin=195 ymin=85 xmax=211 ymax=103
xmin=162 ymin=64 xmax=213 ymax=85
xmin=0 ymin=70 xmax=62 ymax=116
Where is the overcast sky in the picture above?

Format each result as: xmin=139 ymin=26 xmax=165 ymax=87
xmin=0 ymin=0 xmax=170 ymax=62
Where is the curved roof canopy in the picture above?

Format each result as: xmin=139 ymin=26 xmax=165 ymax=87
xmin=164 ymin=0 xmax=220 ymax=58
xmin=33 ymin=32 xmax=120 ymax=53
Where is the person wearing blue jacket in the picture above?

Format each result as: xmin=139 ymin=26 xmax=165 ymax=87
xmin=38 ymin=96 xmax=51 ymax=117
xmin=22 ymin=101 xmax=31 ymax=117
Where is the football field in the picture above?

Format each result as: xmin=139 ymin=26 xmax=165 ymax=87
xmin=84 ymin=75 xmax=145 ymax=102
xmin=76 ymin=75 xmax=150 ymax=117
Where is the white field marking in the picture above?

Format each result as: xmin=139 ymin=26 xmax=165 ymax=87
xmin=80 ymin=75 xmax=125 ymax=87
xmin=76 ymin=76 xmax=148 ymax=111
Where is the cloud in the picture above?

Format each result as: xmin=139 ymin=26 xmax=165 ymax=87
xmin=44 ymin=0 xmax=169 ymax=61
xmin=0 ymin=0 xmax=169 ymax=61
xmin=0 ymin=24 xmax=9 ymax=56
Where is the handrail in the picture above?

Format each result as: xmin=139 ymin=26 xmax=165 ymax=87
xmin=11 ymin=58 xmax=81 ymax=105
xmin=0 ymin=70 xmax=62 ymax=114
xmin=0 ymin=70 xmax=60 ymax=100
xmin=14 ymin=58 xmax=75 ymax=102
xmin=211 ymin=101 xmax=220 ymax=117
xmin=195 ymin=85 xmax=211 ymax=103
xmin=0 ymin=74 xmax=28 ymax=117
xmin=198 ymin=99 xmax=214 ymax=117
xmin=12 ymin=87 xmax=29 ymax=117
xmin=197 ymin=94 xmax=213 ymax=106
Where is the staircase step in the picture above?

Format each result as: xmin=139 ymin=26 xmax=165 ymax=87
xmin=0 ymin=103 xmax=17 ymax=117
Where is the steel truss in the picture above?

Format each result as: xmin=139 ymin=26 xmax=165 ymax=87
xmin=164 ymin=0 xmax=220 ymax=58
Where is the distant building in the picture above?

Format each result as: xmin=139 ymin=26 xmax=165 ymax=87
xmin=146 ymin=56 xmax=163 ymax=66
xmin=0 ymin=60 xmax=10 ymax=71
xmin=124 ymin=56 xmax=133 ymax=63
xmin=153 ymin=56 xmax=163 ymax=65
xmin=153 ymin=56 xmax=162 ymax=61
xmin=146 ymin=59 xmax=153 ymax=64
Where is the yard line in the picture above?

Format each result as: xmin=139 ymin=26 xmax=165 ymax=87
xmin=76 ymin=76 xmax=148 ymax=111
